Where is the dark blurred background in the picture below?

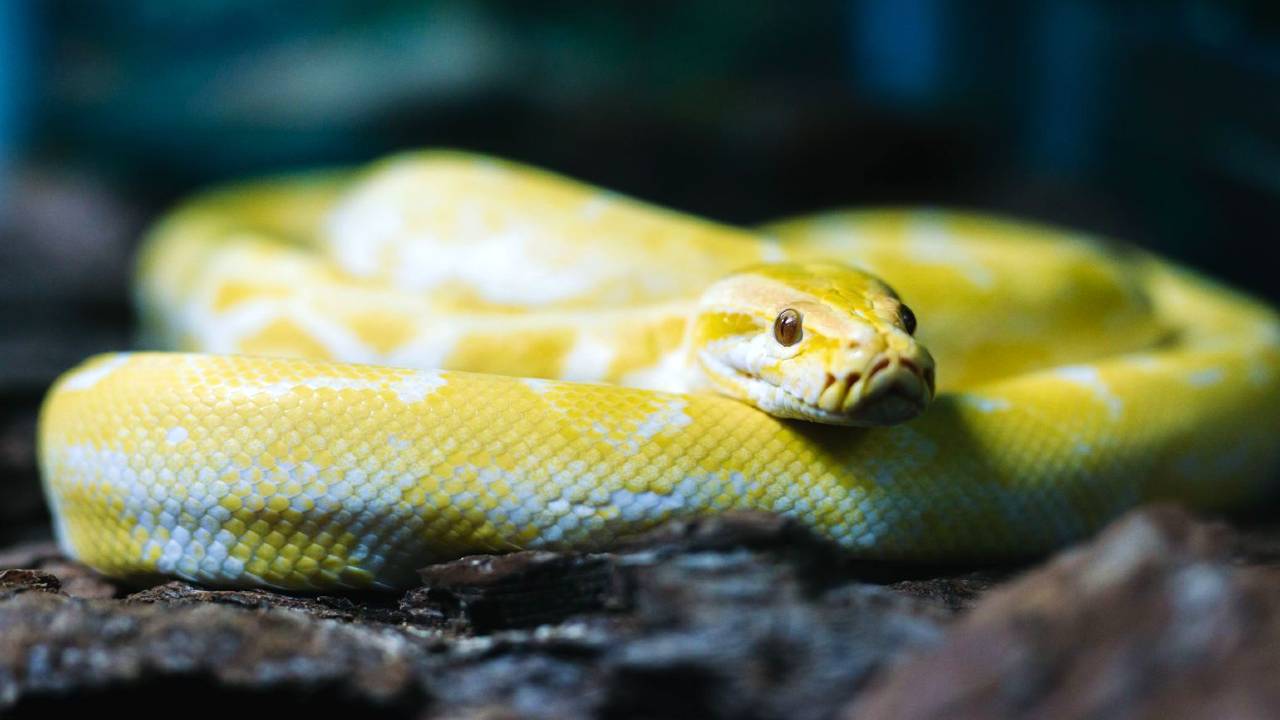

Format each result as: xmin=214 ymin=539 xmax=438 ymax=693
xmin=1 ymin=1 xmax=1278 ymax=538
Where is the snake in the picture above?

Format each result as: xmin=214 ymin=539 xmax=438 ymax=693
xmin=37 ymin=151 xmax=1280 ymax=590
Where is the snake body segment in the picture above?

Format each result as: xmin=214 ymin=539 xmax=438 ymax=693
xmin=39 ymin=152 xmax=1280 ymax=589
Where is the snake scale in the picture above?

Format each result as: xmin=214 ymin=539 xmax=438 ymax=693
xmin=38 ymin=151 xmax=1280 ymax=589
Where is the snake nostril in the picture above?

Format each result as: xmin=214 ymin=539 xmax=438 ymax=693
xmin=868 ymin=357 xmax=892 ymax=379
xmin=822 ymin=373 xmax=837 ymax=392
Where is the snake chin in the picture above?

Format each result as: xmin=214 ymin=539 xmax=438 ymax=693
xmin=849 ymin=377 xmax=930 ymax=425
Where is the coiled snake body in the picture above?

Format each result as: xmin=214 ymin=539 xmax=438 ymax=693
xmin=39 ymin=152 xmax=1280 ymax=589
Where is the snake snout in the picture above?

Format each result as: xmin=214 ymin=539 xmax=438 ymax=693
xmin=841 ymin=351 xmax=934 ymax=425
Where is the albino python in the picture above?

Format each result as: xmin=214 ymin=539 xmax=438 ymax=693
xmin=38 ymin=151 xmax=1280 ymax=589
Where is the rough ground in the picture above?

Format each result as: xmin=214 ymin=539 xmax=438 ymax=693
xmin=3 ymin=482 xmax=1280 ymax=720
xmin=4 ymin=390 xmax=1280 ymax=718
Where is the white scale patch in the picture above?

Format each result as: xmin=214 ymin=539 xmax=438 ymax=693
xmin=325 ymin=195 xmax=404 ymax=278
xmin=906 ymin=213 xmax=995 ymax=289
xmin=61 ymin=354 xmax=132 ymax=391
xmin=806 ymin=215 xmax=873 ymax=252
xmin=521 ymin=377 xmax=554 ymax=393
xmin=201 ymin=301 xmax=366 ymax=362
xmin=186 ymin=300 xmax=266 ymax=354
xmin=54 ymin=442 xmax=254 ymax=582
xmin=289 ymin=305 xmax=392 ymax=362
xmin=608 ymin=489 xmax=688 ymax=522
xmin=1126 ymin=355 xmax=1164 ymax=371
xmin=431 ymin=463 xmax=568 ymax=545
xmin=387 ymin=325 xmax=465 ymax=371
xmin=759 ymin=242 xmax=788 ymax=262
xmin=57 ymin=396 xmax=438 ymax=583
xmin=620 ymin=348 xmax=692 ymax=393
xmin=1054 ymin=365 xmax=1124 ymax=420
xmin=561 ymin=333 xmax=617 ymax=381
xmin=1187 ymin=368 xmax=1225 ymax=387
xmin=578 ymin=192 xmax=616 ymax=220
xmin=959 ymin=394 xmax=1011 ymax=413
xmin=330 ymin=175 xmax=626 ymax=306
xmin=390 ymin=371 xmax=448 ymax=403
xmin=583 ymin=398 xmax=694 ymax=457
xmin=394 ymin=227 xmax=607 ymax=304
xmin=222 ymin=371 xmax=446 ymax=403
xmin=1259 ymin=323 xmax=1280 ymax=348
xmin=634 ymin=398 xmax=692 ymax=440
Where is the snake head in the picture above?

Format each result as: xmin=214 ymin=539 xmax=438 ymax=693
xmin=691 ymin=262 xmax=936 ymax=425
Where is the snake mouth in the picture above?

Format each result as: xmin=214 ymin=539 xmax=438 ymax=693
xmin=698 ymin=351 xmax=872 ymax=425
xmin=850 ymin=376 xmax=930 ymax=424
xmin=808 ymin=352 xmax=934 ymax=425
xmin=839 ymin=354 xmax=933 ymax=425
xmin=700 ymin=348 xmax=933 ymax=426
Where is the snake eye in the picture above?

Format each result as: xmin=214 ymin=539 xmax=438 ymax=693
xmin=899 ymin=305 xmax=917 ymax=335
xmin=773 ymin=308 xmax=803 ymax=346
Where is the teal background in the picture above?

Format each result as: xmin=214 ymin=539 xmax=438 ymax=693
xmin=1 ymin=0 xmax=1278 ymax=391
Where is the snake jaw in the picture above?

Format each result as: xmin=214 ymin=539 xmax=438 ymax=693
xmin=696 ymin=349 xmax=839 ymax=423
xmin=696 ymin=347 xmax=932 ymax=426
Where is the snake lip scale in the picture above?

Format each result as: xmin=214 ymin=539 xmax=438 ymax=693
xmin=37 ymin=150 xmax=1280 ymax=590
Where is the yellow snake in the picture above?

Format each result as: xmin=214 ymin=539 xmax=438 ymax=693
xmin=38 ymin=151 xmax=1280 ymax=589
